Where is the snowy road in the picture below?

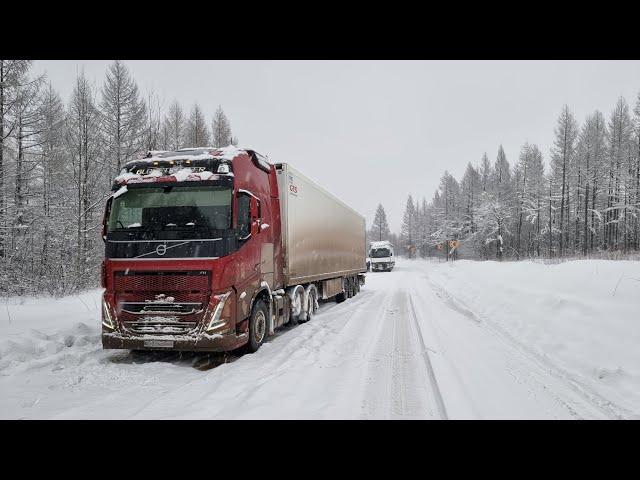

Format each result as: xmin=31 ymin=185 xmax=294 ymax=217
xmin=1 ymin=258 xmax=638 ymax=419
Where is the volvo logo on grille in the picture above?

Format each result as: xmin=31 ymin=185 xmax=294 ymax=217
xmin=156 ymin=244 xmax=167 ymax=256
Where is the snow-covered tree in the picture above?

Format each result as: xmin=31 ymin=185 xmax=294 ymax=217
xmin=604 ymin=97 xmax=633 ymax=251
xmin=100 ymin=61 xmax=145 ymax=178
xmin=549 ymin=105 xmax=578 ymax=256
xmin=400 ymin=195 xmax=418 ymax=256
xmin=212 ymin=106 xmax=233 ymax=147
xmin=65 ymin=72 xmax=106 ymax=288
xmin=0 ymin=60 xmax=31 ymax=262
xmin=163 ymin=101 xmax=186 ymax=151
xmin=186 ymin=103 xmax=210 ymax=147
xmin=141 ymin=89 xmax=162 ymax=152
xmin=370 ymin=203 xmax=391 ymax=241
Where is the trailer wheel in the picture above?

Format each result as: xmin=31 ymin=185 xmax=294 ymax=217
xmin=247 ymin=299 xmax=268 ymax=353
xmin=355 ymin=276 xmax=360 ymax=294
xmin=348 ymin=277 xmax=355 ymax=298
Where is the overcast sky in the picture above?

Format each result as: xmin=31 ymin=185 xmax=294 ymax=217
xmin=33 ymin=60 xmax=640 ymax=232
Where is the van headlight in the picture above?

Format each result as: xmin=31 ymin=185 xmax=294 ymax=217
xmin=206 ymin=291 xmax=234 ymax=332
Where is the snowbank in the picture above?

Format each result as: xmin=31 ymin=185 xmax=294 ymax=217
xmin=426 ymin=259 xmax=640 ymax=415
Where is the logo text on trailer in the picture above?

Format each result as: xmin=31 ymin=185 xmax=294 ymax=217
xmin=288 ymin=174 xmax=298 ymax=196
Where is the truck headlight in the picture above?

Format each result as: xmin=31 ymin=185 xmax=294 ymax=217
xmin=102 ymin=299 xmax=115 ymax=330
xmin=206 ymin=291 xmax=234 ymax=332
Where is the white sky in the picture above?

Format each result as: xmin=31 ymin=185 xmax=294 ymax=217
xmin=33 ymin=60 xmax=640 ymax=232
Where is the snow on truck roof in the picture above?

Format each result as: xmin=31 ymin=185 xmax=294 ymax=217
xmin=126 ymin=145 xmax=248 ymax=164
xmin=113 ymin=146 xmax=272 ymax=188
xmin=370 ymin=241 xmax=393 ymax=248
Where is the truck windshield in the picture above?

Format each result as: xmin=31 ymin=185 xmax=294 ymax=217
xmin=371 ymin=248 xmax=391 ymax=258
xmin=108 ymin=185 xmax=232 ymax=233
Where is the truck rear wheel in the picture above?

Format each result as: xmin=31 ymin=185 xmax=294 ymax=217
xmin=302 ymin=287 xmax=318 ymax=322
xmin=287 ymin=286 xmax=304 ymax=326
xmin=247 ymin=299 xmax=268 ymax=353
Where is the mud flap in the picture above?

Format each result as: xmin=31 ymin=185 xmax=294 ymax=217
xmin=267 ymin=299 xmax=275 ymax=336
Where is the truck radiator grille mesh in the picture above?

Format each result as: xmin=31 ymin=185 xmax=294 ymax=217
xmin=113 ymin=271 xmax=210 ymax=329
xmin=114 ymin=271 xmax=209 ymax=293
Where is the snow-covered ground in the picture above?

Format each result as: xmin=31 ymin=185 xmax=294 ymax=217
xmin=1 ymin=258 xmax=638 ymax=419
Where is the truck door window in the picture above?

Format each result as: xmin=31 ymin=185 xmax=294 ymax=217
xmin=237 ymin=192 xmax=251 ymax=239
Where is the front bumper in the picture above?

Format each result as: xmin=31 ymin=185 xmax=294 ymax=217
xmin=102 ymin=330 xmax=248 ymax=352
xmin=371 ymin=262 xmax=394 ymax=270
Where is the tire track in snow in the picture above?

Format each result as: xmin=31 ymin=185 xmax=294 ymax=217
xmin=407 ymin=293 xmax=448 ymax=419
xmin=361 ymin=289 xmax=447 ymax=419
xmin=128 ymin=285 xmax=393 ymax=419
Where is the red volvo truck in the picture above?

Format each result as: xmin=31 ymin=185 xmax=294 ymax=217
xmin=101 ymin=146 xmax=366 ymax=353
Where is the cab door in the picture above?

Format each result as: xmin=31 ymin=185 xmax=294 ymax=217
xmin=235 ymin=191 xmax=261 ymax=320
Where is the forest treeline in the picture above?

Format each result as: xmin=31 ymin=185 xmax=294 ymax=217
xmin=0 ymin=60 xmax=239 ymax=294
xmin=396 ymin=95 xmax=640 ymax=260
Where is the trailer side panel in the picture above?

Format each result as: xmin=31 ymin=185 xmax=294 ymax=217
xmin=276 ymin=163 xmax=366 ymax=286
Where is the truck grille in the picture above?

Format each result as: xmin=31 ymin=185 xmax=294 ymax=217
xmin=114 ymin=270 xmax=209 ymax=293
xmin=114 ymin=271 xmax=210 ymax=330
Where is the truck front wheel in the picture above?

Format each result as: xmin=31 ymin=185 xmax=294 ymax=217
xmin=247 ymin=299 xmax=268 ymax=353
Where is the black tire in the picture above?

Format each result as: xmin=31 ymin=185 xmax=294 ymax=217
xmin=288 ymin=288 xmax=304 ymax=326
xmin=355 ymin=277 xmax=360 ymax=294
xmin=247 ymin=299 xmax=268 ymax=353
xmin=302 ymin=288 xmax=318 ymax=322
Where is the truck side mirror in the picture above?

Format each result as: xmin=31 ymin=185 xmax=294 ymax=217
xmin=102 ymin=197 xmax=113 ymax=242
